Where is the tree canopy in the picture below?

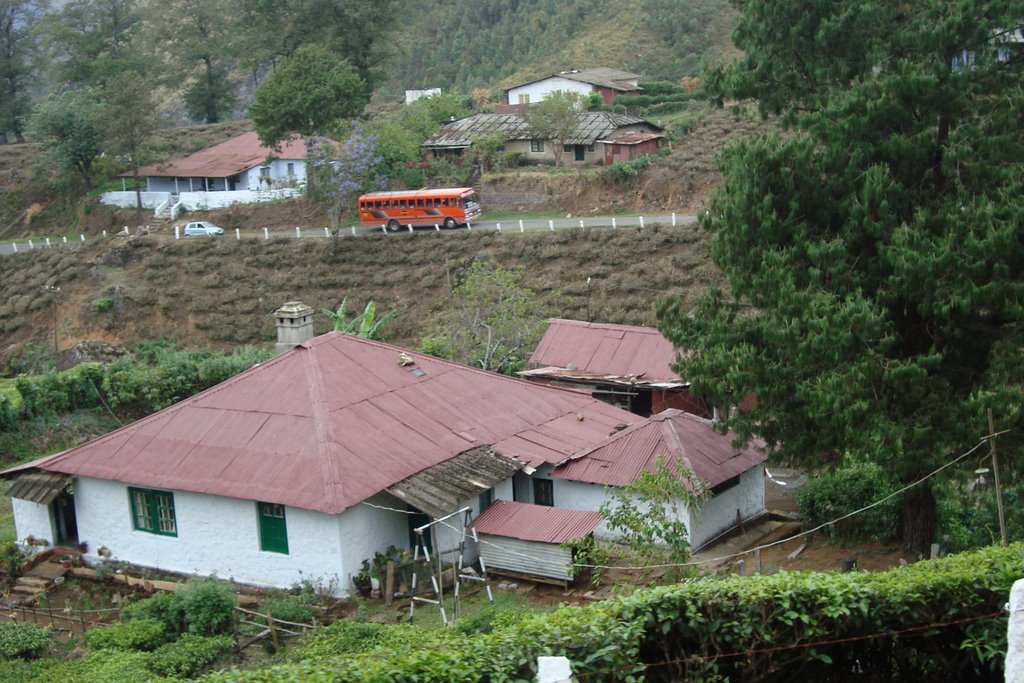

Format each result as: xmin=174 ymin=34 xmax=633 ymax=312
xmin=248 ymin=44 xmax=365 ymax=147
xmin=522 ymin=90 xmax=585 ymax=167
xmin=657 ymin=0 xmax=1024 ymax=555
xmin=29 ymin=87 xmax=105 ymax=189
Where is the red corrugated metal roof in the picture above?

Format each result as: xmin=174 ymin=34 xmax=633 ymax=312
xmin=133 ymin=132 xmax=311 ymax=179
xmin=471 ymin=500 xmax=602 ymax=543
xmin=528 ymin=319 xmax=682 ymax=382
xmin=553 ymin=409 xmax=766 ymax=488
xmin=12 ymin=333 xmax=642 ymax=515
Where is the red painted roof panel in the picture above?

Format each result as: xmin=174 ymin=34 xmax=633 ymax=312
xmin=134 ymin=132 xmax=312 ymax=179
xmin=554 ymin=409 xmax=766 ymax=487
xmin=471 ymin=500 xmax=603 ymax=543
xmin=529 ymin=319 xmax=682 ymax=382
xmin=21 ymin=333 xmax=643 ymax=514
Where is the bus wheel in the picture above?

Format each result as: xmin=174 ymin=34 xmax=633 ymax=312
xmin=386 ymin=219 xmax=401 ymax=232
xmin=443 ymin=217 xmax=458 ymax=230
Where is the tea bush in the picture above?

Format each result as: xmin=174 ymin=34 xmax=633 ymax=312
xmin=147 ymin=633 xmax=233 ymax=678
xmin=180 ymin=579 xmax=236 ymax=636
xmin=123 ymin=590 xmax=185 ymax=637
xmin=796 ymin=460 xmax=902 ymax=541
xmin=0 ymin=623 xmax=51 ymax=660
xmin=84 ymin=619 xmax=166 ymax=651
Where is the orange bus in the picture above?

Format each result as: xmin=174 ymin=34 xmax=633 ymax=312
xmin=357 ymin=187 xmax=482 ymax=231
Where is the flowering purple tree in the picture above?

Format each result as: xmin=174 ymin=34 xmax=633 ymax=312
xmin=307 ymin=126 xmax=384 ymax=231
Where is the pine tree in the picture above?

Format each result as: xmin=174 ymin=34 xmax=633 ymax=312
xmin=657 ymin=1 xmax=1024 ymax=555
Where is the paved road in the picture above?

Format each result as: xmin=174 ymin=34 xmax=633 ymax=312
xmin=0 ymin=213 xmax=700 ymax=254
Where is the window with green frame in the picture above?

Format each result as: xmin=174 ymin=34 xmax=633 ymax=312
xmin=530 ymin=139 xmax=544 ymax=153
xmin=479 ymin=487 xmax=495 ymax=513
xmin=257 ymin=502 xmax=289 ymax=554
xmin=129 ymin=487 xmax=177 ymax=536
xmin=533 ymin=479 xmax=554 ymax=507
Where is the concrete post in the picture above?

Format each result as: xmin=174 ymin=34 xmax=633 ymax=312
xmin=1006 ymin=579 xmax=1024 ymax=682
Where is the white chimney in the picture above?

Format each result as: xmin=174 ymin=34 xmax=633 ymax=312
xmin=274 ymin=301 xmax=314 ymax=355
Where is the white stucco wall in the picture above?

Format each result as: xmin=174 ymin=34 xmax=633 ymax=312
xmin=177 ymin=188 xmax=302 ymax=210
xmin=506 ymin=78 xmax=593 ymax=104
xmin=553 ymin=477 xmax=695 ymax=539
xmin=11 ymin=498 xmax=54 ymax=544
xmin=335 ymin=492 xmax=411 ymax=588
xmin=690 ymin=465 xmax=766 ymax=550
xmin=99 ymin=191 xmax=172 ymax=210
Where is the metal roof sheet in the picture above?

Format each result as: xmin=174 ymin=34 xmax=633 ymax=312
xmin=386 ymin=447 xmax=523 ymax=518
xmin=598 ymin=133 xmax=665 ymax=145
xmin=528 ymin=319 xmax=683 ymax=382
xmin=7 ymin=471 xmax=71 ymax=504
xmin=6 ymin=333 xmax=642 ymax=515
xmin=421 ymin=112 xmax=659 ymax=149
xmin=471 ymin=500 xmax=603 ymax=543
xmin=134 ymin=132 xmax=312 ymax=179
xmin=553 ymin=409 xmax=766 ymax=488
xmin=505 ymin=68 xmax=642 ymax=92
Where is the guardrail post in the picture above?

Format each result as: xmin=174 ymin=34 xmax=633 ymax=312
xmin=406 ymin=224 xmax=413 ymax=233
xmin=62 ymin=236 xmax=67 ymax=243
xmin=612 ymin=217 xmax=617 ymax=229
xmin=28 ymin=239 xmax=33 ymax=249
xmin=467 ymin=221 xmax=472 ymax=230
xmin=519 ymin=219 xmax=524 ymax=233
xmin=672 ymin=212 xmax=677 ymax=226
xmin=434 ymin=224 xmax=440 ymax=231
xmin=174 ymin=225 xmax=180 ymax=239
xmin=12 ymin=242 xmax=17 ymax=252
xmin=102 ymin=230 xmax=107 ymax=237
xmin=264 ymin=227 xmax=269 ymax=240
xmin=579 ymin=219 xmax=584 ymax=228
xmin=640 ymin=215 xmax=645 ymax=229
xmin=548 ymin=220 xmax=554 ymax=232
xmin=80 ymin=234 xmax=85 ymax=242
xmin=236 ymin=228 xmax=241 ymax=240
xmin=351 ymin=226 xmax=357 ymax=236
xmin=295 ymin=226 xmax=301 ymax=238
xmin=324 ymin=227 xmax=330 ymax=237
xmin=45 ymin=237 xmax=50 ymax=247
xmin=496 ymin=222 xmax=501 ymax=233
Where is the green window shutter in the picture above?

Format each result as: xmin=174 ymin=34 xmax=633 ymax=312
xmin=479 ymin=488 xmax=494 ymax=513
xmin=257 ymin=502 xmax=289 ymax=554
xmin=129 ymin=487 xmax=177 ymax=537
xmin=533 ymin=479 xmax=554 ymax=507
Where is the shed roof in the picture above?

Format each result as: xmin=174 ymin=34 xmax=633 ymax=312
xmin=133 ymin=132 xmax=312 ymax=179
xmin=471 ymin=500 xmax=603 ymax=543
xmin=598 ymin=133 xmax=665 ymax=145
xmin=5 ymin=333 xmax=641 ymax=516
xmin=525 ymin=319 xmax=683 ymax=385
xmin=506 ymin=68 xmax=642 ymax=93
xmin=553 ymin=409 xmax=766 ymax=488
xmin=421 ymin=112 xmax=659 ymax=150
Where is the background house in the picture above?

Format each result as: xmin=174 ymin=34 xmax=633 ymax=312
xmin=502 ymin=68 xmax=641 ymax=109
xmin=100 ymin=132 xmax=313 ymax=213
xmin=520 ymin=319 xmax=709 ymax=417
xmin=421 ymin=112 xmax=663 ymax=166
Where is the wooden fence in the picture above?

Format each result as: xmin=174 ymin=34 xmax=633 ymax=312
xmin=0 ymin=604 xmax=121 ymax=638
xmin=233 ymin=606 xmax=319 ymax=653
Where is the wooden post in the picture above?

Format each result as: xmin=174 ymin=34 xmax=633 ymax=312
xmin=266 ymin=612 xmax=280 ymax=653
xmin=385 ymin=561 xmax=395 ymax=607
xmin=988 ymin=408 xmax=1008 ymax=547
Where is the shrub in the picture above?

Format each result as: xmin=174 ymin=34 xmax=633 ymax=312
xmin=94 ymin=297 xmax=114 ymax=313
xmin=180 ymin=579 xmax=236 ymax=635
xmin=796 ymin=460 xmax=901 ymax=541
xmin=123 ymin=590 xmax=185 ymax=637
xmin=84 ymin=619 xmax=165 ymax=651
xmin=0 ymin=623 xmax=51 ymax=660
xmin=30 ymin=649 xmax=151 ymax=683
xmin=147 ymin=633 xmax=233 ymax=678
xmin=261 ymin=596 xmax=313 ymax=624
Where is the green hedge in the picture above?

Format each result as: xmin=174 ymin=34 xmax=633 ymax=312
xmin=201 ymin=544 xmax=1021 ymax=682
xmin=0 ymin=623 xmax=50 ymax=660
xmin=84 ymin=619 xmax=166 ymax=652
xmin=148 ymin=633 xmax=234 ymax=678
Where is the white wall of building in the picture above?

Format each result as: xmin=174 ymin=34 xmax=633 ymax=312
xmin=98 ymin=191 xmax=173 ymax=210
xmin=100 ymin=188 xmax=303 ymax=212
xmin=335 ymin=492 xmax=411 ymax=590
xmin=690 ymin=465 xmax=766 ymax=550
xmin=11 ymin=498 xmax=54 ymax=544
xmin=506 ymin=77 xmax=593 ymax=105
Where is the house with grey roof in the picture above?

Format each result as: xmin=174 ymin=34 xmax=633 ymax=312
xmin=421 ymin=111 xmax=664 ymax=167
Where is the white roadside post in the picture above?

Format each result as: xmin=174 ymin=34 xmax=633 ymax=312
xmin=434 ymin=224 xmax=440 ymax=231
xmin=264 ymin=227 xmax=269 ymax=240
xmin=672 ymin=212 xmax=677 ymax=226
xmin=467 ymin=221 xmax=472 ymax=230
xmin=324 ymin=227 xmax=330 ymax=237
xmin=496 ymin=222 xmax=501 ymax=233
xmin=236 ymin=228 xmax=241 ymax=240
xmin=295 ymin=226 xmax=301 ymax=238
xmin=1007 ymin=579 xmax=1024 ymax=683
xmin=640 ymin=215 xmax=645 ymax=229
xmin=174 ymin=225 xmax=180 ymax=239
xmin=612 ymin=216 xmax=617 ymax=229
xmin=579 ymin=219 xmax=584 ymax=228
xmin=28 ymin=239 xmax=34 ymax=249
xmin=407 ymin=224 xmax=413 ymax=233
xmin=519 ymin=219 xmax=524 ymax=232
xmin=351 ymin=226 xmax=357 ymax=236
xmin=536 ymin=656 xmax=574 ymax=683
xmin=45 ymin=237 xmax=50 ymax=247
xmin=62 ymin=236 xmax=67 ymax=244
xmin=80 ymin=235 xmax=85 ymax=242
xmin=549 ymin=219 xmax=554 ymax=232
xmin=12 ymin=242 xmax=17 ymax=253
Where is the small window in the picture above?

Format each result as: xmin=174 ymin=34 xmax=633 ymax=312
xmin=259 ymin=165 xmax=270 ymax=178
xmin=563 ymin=144 xmax=573 ymax=153
xmin=479 ymin=488 xmax=494 ymax=513
xmin=286 ymin=162 xmax=295 ymax=176
xmin=257 ymin=502 xmax=289 ymax=554
xmin=533 ymin=479 xmax=554 ymax=507
xmin=587 ymin=144 xmax=595 ymax=153
xmin=417 ymin=198 xmax=425 ymax=208
xmin=495 ymin=145 xmax=505 ymax=153
xmin=518 ymin=93 xmax=530 ymax=105
xmin=129 ymin=487 xmax=177 ymax=536
xmin=531 ymin=140 xmax=544 ymax=153
xmin=399 ymin=199 xmax=407 ymax=208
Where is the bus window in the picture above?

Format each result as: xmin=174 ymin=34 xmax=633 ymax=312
xmin=375 ymin=200 xmax=382 ymax=209
xmin=399 ymin=199 xmax=407 ymax=208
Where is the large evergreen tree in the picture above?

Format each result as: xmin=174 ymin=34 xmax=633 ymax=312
xmin=0 ymin=0 xmax=47 ymax=143
xmin=657 ymin=1 xmax=1024 ymax=554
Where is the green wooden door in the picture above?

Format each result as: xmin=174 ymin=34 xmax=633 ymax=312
xmin=257 ymin=502 xmax=289 ymax=554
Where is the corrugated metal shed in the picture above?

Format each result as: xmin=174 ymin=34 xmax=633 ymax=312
xmin=472 ymin=501 xmax=602 ymax=582
xmin=527 ymin=319 xmax=684 ymax=384
xmin=421 ymin=112 xmax=658 ymax=150
xmin=132 ymin=132 xmax=311 ymax=179
xmin=6 ymin=471 xmax=71 ymax=504
xmin=554 ymin=409 xmax=766 ymax=488
xmin=3 ymin=333 xmax=642 ymax=515
xmin=471 ymin=500 xmax=603 ymax=543
xmin=598 ymin=133 xmax=665 ymax=145
xmin=386 ymin=447 xmax=523 ymax=518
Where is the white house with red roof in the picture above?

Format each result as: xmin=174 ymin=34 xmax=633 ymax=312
xmin=100 ymin=132 xmax=314 ymax=215
xmin=521 ymin=319 xmax=709 ymax=417
xmin=3 ymin=315 xmax=765 ymax=591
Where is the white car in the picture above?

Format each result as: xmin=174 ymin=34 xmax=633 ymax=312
xmin=183 ymin=221 xmax=224 ymax=237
